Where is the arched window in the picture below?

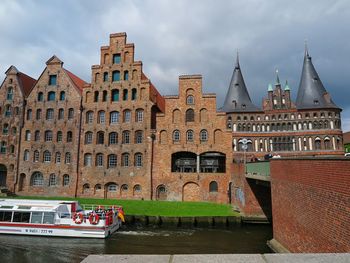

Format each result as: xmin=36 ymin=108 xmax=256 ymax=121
xmin=186 ymin=130 xmax=194 ymax=142
xmin=111 ymin=89 xmax=119 ymax=101
xmin=63 ymin=174 xmax=69 ymax=186
xmin=59 ymin=91 xmax=65 ymax=101
xmin=113 ymin=53 xmax=121 ymax=64
xmin=133 ymin=184 xmax=142 ymax=194
xmin=83 ymin=184 xmax=90 ymax=193
xmin=68 ymin=108 xmax=74 ymax=120
xmin=121 ymin=184 xmax=128 ymax=192
xmin=315 ymin=138 xmax=321 ymax=150
xmin=94 ymin=91 xmax=99 ymax=102
xmin=107 ymin=184 xmax=117 ymax=192
xmin=25 ymin=130 xmax=31 ymax=141
xmin=102 ymin=90 xmax=107 ymax=101
xmin=200 ymin=130 xmax=208 ymax=142
xmin=109 ymin=132 xmax=118 ymax=145
xmin=186 ymin=109 xmax=194 ymax=122
xmin=47 ymin=91 xmax=56 ymax=101
xmin=0 ymin=141 xmax=6 ymax=154
xmin=49 ymin=174 xmax=57 ymax=186
xmin=34 ymin=130 xmax=40 ymax=141
xmin=24 ymin=150 xmax=29 ymax=161
xmin=124 ymin=71 xmax=129 ymax=81
xmin=110 ymin=111 xmax=119 ymax=124
xmin=96 ymin=153 xmax=103 ymax=167
xmin=83 ymin=132 xmax=92 ymax=144
xmin=2 ymin=123 xmax=9 ymax=134
xmin=55 ymin=152 xmax=61 ymax=163
xmin=173 ymin=130 xmax=180 ymax=142
xmin=37 ymin=92 xmax=43 ymax=102
xmin=98 ymin=111 xmax=105 ymax=124
xmin=31 ymin=172 xmax=43 ymax=186
xmin=46 ymin=108 xmax=54 ymax=120
xmin=209 ymin=181 xmax=218 ymax=192
xmin=122 ymin=130 xmax=130 ymax=144
xmin=95 ymin=184 xmax=102 ymax=192
xmin=9 ymin=144 xmax=14 ymax=154
xmin=123 ymin=110 xmax=131 ymax=122
xmin=96 ymin=131 xmax=105 ymax=144
xmin=65 ymin=152 xmax=71 ymax=164
xmin=135 ymin=130 xmax=143 ymax=144
xmin=84 ymin=153 xmax=92 ymax=166
xmin=43 ymin=151 xmax=51 ymax=163
xmin=122 ymin=153 xmax=130 ymax=167
xmin=136 ymin=109 xmax=144 ymax=122
xmin=112 ymin=70 xmax=120 ymax=81
xmin=58 ymin=108 xmax=64 ymax=120
xmin=57 ymin=131 xmax=62 ymax=142
xmin=66 ymin=131 xmax=73 ymax=142
xmin=36 ymin=109 xmax=42 ymax=120
xmin=131 ymin=88 xmax=137 ymax=100
xmin=108 ymin=154 xmax=117 ymax=168
xmin=5 ymin=104 xmax=11 ymax=117
xmin=134 ymin=153 xmax=143 ymax=167
xmin=86 ymin=111 xmax=94 ymax=123
xmin=324 ymin=137 xmax=331 ymax=150
xmin=7 ymin=87 xmax=13 ymax=100
xmin=26 ymin=109 xmax=32 ymax=120
xmin=33 ymin=150 xmax=40 ymax=162
xmin=45 ymin=130 xmax=53 ymax=142
xmin=187 ymin=95 xmax=194 ymax=105
xmin=103 ymin=72 xmax=108 ymax=82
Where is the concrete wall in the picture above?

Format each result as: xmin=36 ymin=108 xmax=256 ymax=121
xmin=270 ymin=158 xmax=350 ymax=252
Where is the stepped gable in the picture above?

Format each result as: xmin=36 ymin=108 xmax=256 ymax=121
xmin=221 ymin=54 xmax=260 ymax=113
xmin=296 ymin=47 xmax=340 ymax=110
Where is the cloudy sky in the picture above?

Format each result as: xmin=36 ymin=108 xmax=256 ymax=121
xmin=1 ymin=0 xmax=350 ymax=131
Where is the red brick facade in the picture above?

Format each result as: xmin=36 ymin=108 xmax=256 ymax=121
xmin=270 ymin=158 xmax=350 ymax=252
xmin=0 ymin=32 xmax=346 ymax=205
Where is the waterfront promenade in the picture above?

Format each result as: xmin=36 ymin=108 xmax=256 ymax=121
xmin=82 ymin=254 xmax=350 ymax=263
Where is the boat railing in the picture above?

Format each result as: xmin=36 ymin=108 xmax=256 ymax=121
xmin=81 ymin=204 xmax=122 ymax=211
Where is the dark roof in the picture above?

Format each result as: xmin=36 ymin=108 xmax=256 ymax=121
xmin=343 ymin=131 xmax=350 ymax=144
xmin=221 ymin=55 xmax=260 ymax=113
xmin=296 ymin=49 xmax=339 ymax=110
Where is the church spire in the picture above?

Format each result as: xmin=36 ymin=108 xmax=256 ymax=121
xmin=221 ymin=55 xmax=260 ymax=113
xmin=296 ymin=47 xmax=339 ymax=110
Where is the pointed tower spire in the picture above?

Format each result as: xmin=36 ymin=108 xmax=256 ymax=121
xmin=222 ymin=55 xmax=260 ymax=113
xmin=284 ymin=80 xmax=290 ymax=91
xmin=304 ymin=39 xmax=309 ymax=57
xmin=275 ymin=69 xmax=280 ymax=85
xmin=296 ymin=47 xmax=339 ymax=109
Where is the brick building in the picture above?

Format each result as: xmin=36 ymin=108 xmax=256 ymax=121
xmin=0 ymin=33 xmax=345 ymax=203
xmin=154 ymin=75 xmax=232 ymax=203
xmin=17 ymin=56 xmax=86 ymax=196
xmin=0 ymin=66 xmax=35 ymax=189
xmin=223 ymin=52 xmax=343 ymax=162
xmin=78 ymin=33 xmax=164 ymax=200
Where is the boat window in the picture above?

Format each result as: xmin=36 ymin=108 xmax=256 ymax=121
xmin=18 ymin=206 xmax=31 ymax=210
xmin=43 ymin=212 xmax=55 ymax=224
xmin=12 ymin=212 xmax=31 ymax=223
xmin=0 ymin=205 xmax=13 ymax=209
xmin=0 ymin=211 xmax=13 ymax=222
xmin=31 ymin=212 xmax=43 ymax=224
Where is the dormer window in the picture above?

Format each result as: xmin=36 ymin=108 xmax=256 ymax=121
xmin=187 ymin=95 xmax=194 ymax=105
xmin=49 ymin=75 xmax=57 ymax=86
xmin=232 ymin=100 xmax=237 ymax=108
xmin=241 ymin=104 xmax=246 ymax=109
xmin=313 ymin=100 xmax=319 ymax=105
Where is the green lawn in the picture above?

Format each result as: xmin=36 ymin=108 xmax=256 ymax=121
xmin=9 ymin=196 xmax=238 ymax=217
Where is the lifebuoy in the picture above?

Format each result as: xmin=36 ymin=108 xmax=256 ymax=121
xmin=89 ymin=213 xmax=100 ymax=225
xmin=73 ymin=212 xmax=84 ymax=224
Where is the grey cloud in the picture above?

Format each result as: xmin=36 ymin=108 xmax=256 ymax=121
xmin=0 ymin=0 xmax=350 ymax=130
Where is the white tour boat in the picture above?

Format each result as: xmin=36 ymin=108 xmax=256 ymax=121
xmin=0 ymin=199 xmax=125 ymax=238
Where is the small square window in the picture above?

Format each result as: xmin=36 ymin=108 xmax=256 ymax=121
xmin=49 ymin=75 xmax=57 ymax=86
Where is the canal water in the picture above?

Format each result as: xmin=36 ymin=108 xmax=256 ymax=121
xmin=0 ymin=224 xmax=272 ymax=263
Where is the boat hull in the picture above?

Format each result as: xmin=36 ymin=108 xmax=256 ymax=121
xmin=0 ymin=220 xmax=121 ymax=238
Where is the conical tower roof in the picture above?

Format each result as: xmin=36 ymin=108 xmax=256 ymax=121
xmin=222 ymin=55 xmax=260 ymax=113
xmin=296 ymin=48 xmax=339 ymax=110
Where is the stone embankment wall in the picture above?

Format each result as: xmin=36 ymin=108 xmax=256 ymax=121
xmin=270 ymin=158 xmax=350 ymax=252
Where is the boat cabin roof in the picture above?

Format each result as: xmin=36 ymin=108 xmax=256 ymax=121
xmin=0 ymin=199 xmax=78 ymax=212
